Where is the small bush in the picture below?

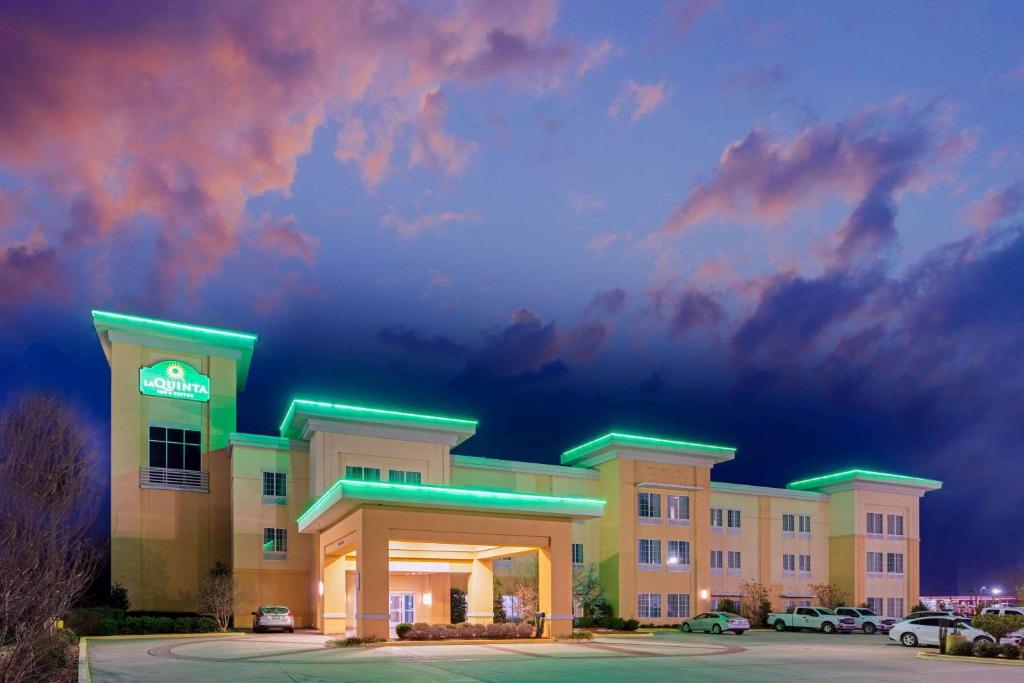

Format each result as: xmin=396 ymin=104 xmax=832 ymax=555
xmin=622 ymin=619 xmax=639 ymax=632
xmin=574 ymin=616 xmax=595 ymax=628
xmin=173 ymin=617 xmax=195 ymax=633
xmin=555 ymin=630 xmax=593 ymax=640
xmin=973 ymin=640 xmax=1000 ymax=658
xmin=428 ymin=624 xmax=449 ymax=640
xmin=516 ymin=622 xmax=534 ymax=638
xmin=395 ymin=623 xmax=413 ymax=639
xmin=195 ymin=617 xmax=220 ymax=633
xmin=108 ymin=582 xmax=131 ymax=611
xmin=948 ymin=640 xmax=974 ymax=657
xmin=1000 ymin=643 xmax=1021 ymax=660
xmin=98 ymin=619 xmax=119 ymax=636
xmin=57 ymin=627 xmax=79 ymax=644
xmin=327 ymin=636 xmax=380 ymax=648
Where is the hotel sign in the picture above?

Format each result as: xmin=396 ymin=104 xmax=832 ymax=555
xmin=139 ymin=361 xmax=210 ymax=402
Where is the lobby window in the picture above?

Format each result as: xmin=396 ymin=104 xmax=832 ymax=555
xmin=727 ymin=551 xmax=741 ymax=576
xmin=782 ymin=554 xmax=795 ymax=576
xmin=886 ymin=514 xmax=904 ymax=538
xmin=886 ymin=552 xmax=904 ymax=576
xmin=637 ymin=593 xmax=661 ymax=618
xmin=710 ymin=550 xmax=724 ymax=575
xmin=637 ymin=539 xmax=661 ymax=569
xmin=799 ymin=554 xmax=811 ymax=577
xmin=867 ymin=597 xmax=883 ymax=614
xmin=668 ymin=540 xmax=690 ymax=571
xmin=493 ymin=557 xmax=513 ymax=570
xmin=710 ymin=507 xmax=724 ymax=532
xmin=782 ymin=513 xmax=795 ymax=537
xmin=798 ymin=514 xmax=812 ymax=537
xmin=866 ymin=512 xmax=884 ymax=536
xmin=262 ymin=471 xmax=287 ymax=505
xmin=886 ymin=597 xmax=904 ymax=619
xmin=572 ymin=543 xmax=584 ymax=568
xmin=263 ymin=528 xmax=287 ymax=560
xmin=667 ymin=495 xmax=690 ymax=526
xmin=388 ymin=470 xmax=422 ymax=485
xmin=345 ymin=465 xmax=380 ymax=481
xmin=866 ymin=551 xmax=884 ymax=575
xmin=142 ymin=425 xmax=206 ymax=492
xmin=637 ymin=492 xmax=661 ymax=523
xmin=727 ymin=509 xmax=742 ymax=534
xmin=667 ymin=593 xmax=690 ymax=619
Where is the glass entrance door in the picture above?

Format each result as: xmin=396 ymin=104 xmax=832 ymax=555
xmin=389 ymin=592 xmax=415 ymax=624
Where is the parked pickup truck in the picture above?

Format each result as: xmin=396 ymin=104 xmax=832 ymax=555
xmin=768 ymin=606 xmax=858 ymax=633
xmin=835 ymin=607 xmax=896 ymax=634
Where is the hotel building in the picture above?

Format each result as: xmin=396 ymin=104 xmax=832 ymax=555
xmin=94 ymin=310 xmax=941 ymax=638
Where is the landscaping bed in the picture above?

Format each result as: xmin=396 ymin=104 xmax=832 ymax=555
xmin=65 ymin=607 xmax=221 ymax=636
xmin=396 ymin=622 xmax=536 ymax=640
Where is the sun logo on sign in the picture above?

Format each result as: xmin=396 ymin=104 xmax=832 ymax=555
xmin=165 ymin=363 xmax=186 ymax=380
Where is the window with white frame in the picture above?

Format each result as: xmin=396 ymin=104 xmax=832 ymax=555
xmin=727 ymin=550 xmax=741 ymax=575
xmin=710 ymin=507 xmax=724 ymax=531
xmin=798 ymin=600 xmax=811 ymax=607
xmin=667 ymin=593 xmax=690 ymax=618
xmin=798 ymin=514 xmax=811 ymax=536
xmin=710 ymin=550 xmax=724 ymax=574
xmin=782 ymin=513 xmax=795 ymax=537
xmin=638 ymin=539 xmax=661 ymax=568
xmin=886 ymin=597 xmax=904 ymax=619
xmin=637 ymin=492 xmax=661 ymax=522
xmin=388 ymin=470 xmax=422 ymax=484
xmin=866 ymin=512 xmax=884 ymax=535
xmin=782 ymin=553 xmax=795 ymax=575
xmin=866 ymin=551 xmax=884 ymax=575
xmin=148 ymin=425 xmax=202 ymax=471
xmin=263 ymin=528 xmax=287 ymax=559
xmin=886 ymin=552 xmax=904 ymax=576
xmin=345 ymin=465 xmax=380 ymax=481
xmin=799 ymin=554 xmax=811 ymax=576
xmin=262 ymin=471 xmax=287 ymax=504
xmin=867 ymin=597 xmax=883 ymax=614
xmin=503 ymin=595 xmax=522 ymax=620
xmin=637 ymin=593 xmax=661 ymax=618
xmin=572 ymin=543 xmax=584 ymax=567
xmin=667 ymin=495 xmax=690 ymax=525
xmin=668 ymin=540 xmax=690 ymax=570
xmin=727 ymin=509 xmax=742 ymax=533
xmin=886 ymin=514 xmax=904 ymax=538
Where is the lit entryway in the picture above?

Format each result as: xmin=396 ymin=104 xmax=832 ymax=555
xmin=389 ymin=592 xmax=415 ymax=625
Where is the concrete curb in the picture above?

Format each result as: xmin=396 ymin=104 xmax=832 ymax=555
xmin=344 ymin=638 xmax=557 ymax=647
xmin=917 ymin=651 xmax=1024 ymax=666
xmin=85 ymin=631 xmax=244 ymax=641
xmin=592 ymin=632 xmax=653 ymax=638
xmin=77 ymin=638 xmax=91 ymax=683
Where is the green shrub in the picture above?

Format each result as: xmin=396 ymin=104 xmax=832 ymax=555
xmin=1000 ymin=643 xmax=1021 ymax=660
xmin=98 ymin=619 xmax=119 ymax=636
xmin=126 ymin=610 xmax=201 ymax=619
xmin=195 ymin=617 xmax=219 ymax=633
xmin=65 ymin=607 xmax=127 ymax=635
xmin=555 ymin=630 xmax=594 ymax=640
xmin=395 ymin=622 xmax=413 ymax=639
xmin=57 ymin=627 xmax=79 ymax=644
xmin=450 ymin=588 xmax=468 ymax=624
xmin=173 ymin=617 xmax=194 ymax=633
xmin=948 ymin=639 xmax=974 ymax=656
xmin=622 ymin=619 xmax=639 ymax=632
xmin=108 ymin=582 xmax=131 ymax=611
xmin=973 ymin=639 xmax=1000 ymax=658
xmin=326 ymin=636 xmax=380 ymax=648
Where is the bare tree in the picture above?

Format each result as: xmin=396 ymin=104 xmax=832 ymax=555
xmin=809 ymin=582 xmax=848 ymax=609
xmin=198 ymin=563 xmax=246 ymax=631
xmin=0 ymin=393 xmax=100 ymax=682
xmin=738 ymin=579 xmax=771 ymax=627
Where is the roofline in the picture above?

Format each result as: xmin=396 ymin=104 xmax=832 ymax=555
xmin=710 ymin=481 xmax=829 ymax=501
xmin=786 ymin=469 xmax=942 ymax=492
xmin=279 ymin=398 xmax=477 ymax=441
xmin=452 ymin=454 xmax=600 ymax=480
xmin=561 ymin=431 xmax=735 ymax=467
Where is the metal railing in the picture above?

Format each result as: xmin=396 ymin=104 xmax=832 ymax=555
xmin=139 ymin=466 xmax=209 ymax=492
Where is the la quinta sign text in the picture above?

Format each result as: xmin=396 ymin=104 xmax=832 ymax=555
xmin=139 ymin=361 xmax=210 ymax=402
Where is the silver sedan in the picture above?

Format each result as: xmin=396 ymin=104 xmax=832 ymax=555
xmin=681 ymin=611 xmax=750 ymax=634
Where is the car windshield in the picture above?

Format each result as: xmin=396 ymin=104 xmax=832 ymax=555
xmin=857 ymin=609 xmax=877 ymax=616
xmin=263 ymin=607 xmax=289 ymax=614
xmin=816 ymin=608 xmax=836 ymax=615
xmin=722 ymin=613 xmax=744 ymax=619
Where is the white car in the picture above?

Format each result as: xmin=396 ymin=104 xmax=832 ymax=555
xmin=252 ymin=604 xmax=295 ymax=633
xmin=834 ymin=607 xmax=896 ymax=634
xmin=889 ymin=616 xmax=1007 ymax=647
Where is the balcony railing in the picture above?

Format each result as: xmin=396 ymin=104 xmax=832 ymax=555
xmin=140 ymin=466 xmax=208 ymax=492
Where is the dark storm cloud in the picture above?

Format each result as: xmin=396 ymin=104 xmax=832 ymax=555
xmin=377 ymin=326 xmax=469 ymax=360
xmin=585 ymin=287 xmax=627 ymax=316
xmin=668 ymin=290 xmax=723 ymax=336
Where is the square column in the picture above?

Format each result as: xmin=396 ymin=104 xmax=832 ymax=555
xmin=322 ymin=554 xmax=347 ymax=635
xmin=467 ymin=558 xmax=494 ymax=624
xmin=355 ymin=529 xmax=390 ymax=639
xmin=539 ymin=533 xmax=573 ymax=636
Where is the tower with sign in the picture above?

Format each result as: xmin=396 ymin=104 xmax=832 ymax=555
xmin=93 ymin=311 xmax=257 ymax=611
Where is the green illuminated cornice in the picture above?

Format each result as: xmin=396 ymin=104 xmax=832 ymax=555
xmin=92 ymin=310 xmax=257 ymax=389
xmin=561 ymin=431 xmax=736 ymax=466
xmin=296 ymin=478 xmax=605 ymax=531
xmin=279 ymin=398 xmax=477 ymax=441
xmin=786 ymin=469 xmax=942 ymax=492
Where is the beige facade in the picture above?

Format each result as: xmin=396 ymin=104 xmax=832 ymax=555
xmin=95 ymin=310 xmax=941 ymax=636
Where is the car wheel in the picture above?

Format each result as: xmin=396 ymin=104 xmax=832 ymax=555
xmin=822 ymin=622 xmax=836 ymax=634
xmin=254 ymin=627 xmax=262 ymax=634
xmin=681 ymin=623 xmax=691 ymax=632
xmin=288 ymin=628 xmax=294 ymax=634
xmin=900 ymin=632 xmax=918 ymax=647
xmin=774 ymin=620 xmax=786 ymax=632
xmin=973 ymin=636 xmax=992 ymax=644
xmin=734 ymin=630 xmax=745 ymax=636
xmin=863 ymin=623 xmax=877 ymax=635
xmin=711 ymin=624 xmax=722 ymax=635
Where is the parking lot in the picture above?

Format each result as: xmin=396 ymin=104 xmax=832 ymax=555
xmin=86 ymin=629 xmax=1020 ymax=682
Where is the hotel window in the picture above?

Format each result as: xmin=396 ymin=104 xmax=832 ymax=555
xmin=782 ymin=513 xmax=795 ymax=537
xmin=710 ymin=550 xmax=724 ymax=575
xmin=668 ymin=540 xmax=690 ymax=571
xmin=866 ymin=551 xmax=884 ymax=575
xmin=866 ymin=512 xmax=884 ymax=536
xmin=710 ymin=508 xmax=724 ymax=531
xmin=572 ymin=543 xmax=584 ymax=567
xmin=886 ymin=597 xmax=904 ymax=619
xmin=886 ymin=552 xmax=904 ymax=576
xmin=798 ymin=514 xmax=812 ymax=536
xmin=667 ymin=495 xmax=690 ymax=526
xmin=345 ymin=465 xmax=380 ymax=481
xmin=638 ymin=539 xmax=661 ymax=568
xmin=388 ymin=470 xmax=422 ymax=484
xmin=886 ymin=514 xmax=904 ymax=538
xmin=637 ymin=593 xmax=661 ymax=618
xmin=727 ymin=509 xmax=742 ymax=534
xmin=637 ymin=492 xmax=661 ymax=523
xmin=799 ymin=554 xmax=811 ymax=576
xmin=263 ymin=528 xmax=287 ymax=559
xmin=261 ymin=471 xmax=287 ymax=505
xmin=493 ymin=557 xmax=513 ymax=570
xmin=148 ymin=426 xmax=201 ymax=471
xmin=782 ymin=554 xmax=795 ymax=576
xmin=727 ymin=551 xmax=741 ymax=576
xmin=867 ymin=597 xmax=883 ymax=614
xmin=667 ymin=593 xmax=690 ymax=619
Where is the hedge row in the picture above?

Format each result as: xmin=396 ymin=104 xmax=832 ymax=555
xmin=949 ymin=639 xmax=1022 ymax=659
xmin=65 ymin=608 xmax=219 ymax=636
xmin=572 ymin=616 xmax=640 ymax=631
xmin=396 ymin=622 xmax=535 ymax=640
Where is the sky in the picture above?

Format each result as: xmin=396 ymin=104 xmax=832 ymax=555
xmin=1 ymin=0 xmax=1023 ymax=594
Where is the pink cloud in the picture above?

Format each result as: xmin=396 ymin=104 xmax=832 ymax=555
xmin=428 ymin=269 xmax=451 ymax=288
xmin=409 ymin=89 xmax=478 ymax=176
xmin=250 ymin=214 xmax=319 ymax=264
xmin=960 ymin=182 xmax=1023 ymax=230
xmin=575 ymin=38 xmax=616 ymax=80
xmin=607 ymin=81 xmax=668 ymax=122
xmin=380 ymin=208 xmax=480 ymax=240
xmin=667 ymin=0 xmax=720 ymax=37
xmin=587 ymin=231 xmax=622 ymax=253
xmin=570 ymin=193 xmax=606 ymax=214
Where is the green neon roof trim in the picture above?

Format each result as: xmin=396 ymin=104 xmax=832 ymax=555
xmin=562 ymin=431 xmax=736 ymax=463
xmin=92 ymin=310 xmax=258 ymax=389
xmin=297 ymin=478 xmax=605 ymax=529
xmin=787 ymin=469 xmax=943 ymax=491
xmin=279 ymin=398 xmax=477 ymax=439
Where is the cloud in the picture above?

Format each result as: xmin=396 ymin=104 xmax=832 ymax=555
xmin=377 ymin=326 xmax=468 ymax=359
xmin=250 ymin=214 xmax=319 ymax=263
xmin=668 ymin=289 xmax=723 ymax=336
xmin=961 ymin=182 xmax=1023 ymax=230
xmin=667 ymin=0 xmax=719 ymax=37
xmin=0 ymin=241 xmax=64 ymax=310
xmin=585 ymin=288 xmax=627 ymax=316
xmin=380 ymin=209 xmax=480 ymax=240
xmin=409 ymin=89 xmax=478 ymax=177
xmin=575 ymin=39 xmax=616 ymax=80
xmin=427 ymin=269 xmax=451 ymax=288
xmin=587 ymin=232 xmax=622 ymax=253
xmin=607 ymin=81 xmax=668 ymax=122
xmin=569 ymin=193 xmax=606 ymax=214
xmin=723 ymin=64 xmax=789 ymax=94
